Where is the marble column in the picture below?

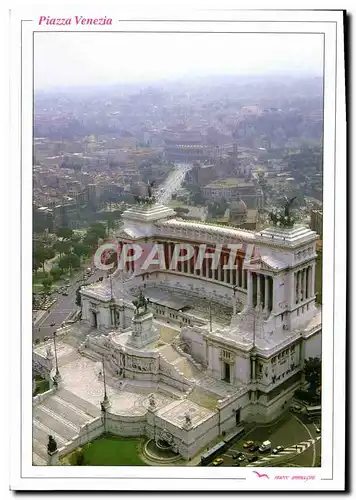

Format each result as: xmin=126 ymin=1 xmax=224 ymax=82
xmin=293 ymin=272 xmax=298 ymax=304
xmin=264 ymin=275 xmax=269 ymax=312
xmin=168 ymin=242 xmax=173 ymax=270
xmin=256 ymin=274 xmax=261 ymax=307
xmin=218 ymin=261 xmax=222 ymax=282
xmin=251 ymin=356 xmax=256 ymax=382
xmin=298 ymin=270 xmax=303 ymax=302
xmin=193 ymin=246 xmax=198 ymax=275
xmin=242 ymin=266 xmax=246 ymax=289
xmin=311 ymin=263 xmax=316 ymax=297
xmin=272 ymin=278 xmax=278 ymax=312
xmin=247 ymin=271 xmax=253 ymax=306
xmin=302 ymin=268 xmax=307 ymax=302
xmin=307 ymin=265 xmax=311 ymax=298
xmin=222 ymin=254 xmax=227 ymax=283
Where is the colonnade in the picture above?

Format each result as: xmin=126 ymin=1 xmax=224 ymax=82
xmin=294 ymin=265 xmax=314 ymax=304
xmin=247 ymin=271 xmax=274 ymax=312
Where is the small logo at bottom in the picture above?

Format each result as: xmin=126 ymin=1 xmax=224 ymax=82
xmin=253 ymin=471 xmax=270 ymax=479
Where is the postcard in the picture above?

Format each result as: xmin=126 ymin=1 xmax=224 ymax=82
xmin=8 ymin=4 xmax=346 ymax=492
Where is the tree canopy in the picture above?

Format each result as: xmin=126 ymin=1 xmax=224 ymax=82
xmin=303 ymin=357 xmax=321 ymax=395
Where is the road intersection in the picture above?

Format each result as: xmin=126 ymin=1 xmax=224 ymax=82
xmin=211 ymin=412 xmax=321 ymax=468
xmin=33 ymin=268 xmax=106 ymax=342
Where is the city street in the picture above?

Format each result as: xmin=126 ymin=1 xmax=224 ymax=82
xmin=156 ymin=163 xmax=191 ymax=204
xmin=209 ymin=412 xmax=321 ymax=468
xmin=33 ymin=268 xmax=106 ymax=342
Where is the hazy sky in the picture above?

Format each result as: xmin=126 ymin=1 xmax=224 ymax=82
xmin=34 ymin=32 xmax=324 ymax=89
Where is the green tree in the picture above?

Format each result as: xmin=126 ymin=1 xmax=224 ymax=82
xmin=303 ymin=357 xmax=321 ymax=395
xmin=68 ymin=253 xmax=81 ymax=270
xmin=84 ymin=222 xmax=107 ymax=248
xmin=70 ymin=233 xmax=82 ymax=244
xmin=34 ymin=243 xmax=55 ymax=272
xmin=72 ymin=242 xmax=91 ymax=261
xmin=50 ymin=267 xmax=63 ymax=281
xmin=59 ymin=253 xmax=81 ymax=276
xmin=55 ymin=240 xmax=71 ymax=257
xmin=42 ymin=276 xmax=53 ymax=293
xmin=55 ymin=227 xmax=74 ymax=240
xmin=58 ymin=255 xmax=70 ymax=273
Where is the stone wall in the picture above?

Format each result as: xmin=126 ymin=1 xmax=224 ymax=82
xmin=218 ymin=390 xmax=250 ymax=433
xmin=106 ymin=412 xmax=146 ymax=436
xmin=33 ymin=349 xmax=54 ymax=380
xmin=57 ymin=416 xmax=104 ymax=460
xmin=304 ymin=329 xmax=322 ymax=359
xmin=32 ymin=387 xmax=56 ymax=406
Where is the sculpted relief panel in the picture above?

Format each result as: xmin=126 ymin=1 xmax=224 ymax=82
xmin=125 ymin=355 xmax=157 ymax=373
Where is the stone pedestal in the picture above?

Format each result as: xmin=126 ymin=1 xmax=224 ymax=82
xmin=47 ymin=449 xmax=59 ymax=466
xmin=128 ymin=312 xmax=160 ymax=348
xmin=101 ymin=394 xmax=111 ymax=410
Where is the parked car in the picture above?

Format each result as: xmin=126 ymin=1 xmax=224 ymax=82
xmin=43 ymin=336 xmax=50 ymax=341
xmin=259 ymin=440 xmax=272 ymax=453
xmin=249 ymin=444 xmax=260 ymax=452
xmin=233 ymin=462 xmax=240 ymax=467
xmin=62 ymin=292 xmax=69 ymax=296
xmin=290 ymin=404 xmax=303 ymax=414
xmin=50 ymin=322 xmax=56 ymax=327
xmin=315 ymin=427 xmax=321 ymax=434
xmin=232 ymin=452 xmax=243 ymax=460
xmin=243 ymin=440 xmax=254 ymax=449
xmin=212 ymin=458 xmax=224 ymax=466
xmin=248 ymin=455 xmax=259 ymax=463
xmin=238 ymin=454 xmax=246 ymax=462
xmin=272 ymin=445 xmax=284 ymax=454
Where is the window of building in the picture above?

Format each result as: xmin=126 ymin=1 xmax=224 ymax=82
xmin=222 ymin=350 xmax=232 ymax=360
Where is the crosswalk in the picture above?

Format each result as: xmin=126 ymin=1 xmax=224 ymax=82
xmin=245 ymin=436 xmax=321 ymax=467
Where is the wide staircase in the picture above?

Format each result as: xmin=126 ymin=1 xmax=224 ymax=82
xmin=32 ymin=388 xmax=101 ymax=465
xmin=159 ymin=344 xmax=201 ymax=381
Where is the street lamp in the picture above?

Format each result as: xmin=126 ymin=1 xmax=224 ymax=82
xmin=101 ymin=356 xmax=110 ymax=409
xmin=53 ymin=330 xmax=61 ymax=382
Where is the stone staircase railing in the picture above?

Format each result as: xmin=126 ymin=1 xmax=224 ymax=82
xmin=33 ymin=387 xmax=57 ymax=406
xmin=171 ymin=336 xmax=204 ymax=373
xmin=158 ymin=353 xmax=192 ymax=393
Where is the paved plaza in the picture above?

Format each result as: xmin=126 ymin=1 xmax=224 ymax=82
xmin=59 ymin=353 xmax=173 ymax=416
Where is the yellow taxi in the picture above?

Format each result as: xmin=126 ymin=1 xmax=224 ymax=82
xmin=212 ymin=458 xmax=224 ymax=466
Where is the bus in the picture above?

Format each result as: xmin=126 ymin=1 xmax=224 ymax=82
xmin=200 ymin=441 xmax=226 ymax=466
xmin=223 ymin=426 xmax=245 ymax=446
